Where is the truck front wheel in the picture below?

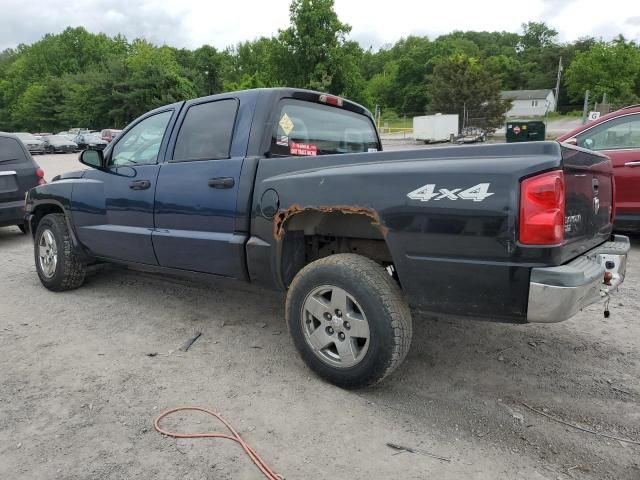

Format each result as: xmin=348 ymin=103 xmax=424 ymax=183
xmin=34 ymin=213 xmax=86 ymax=291
xmin=286 ymin=254 xmax=412 ymax=388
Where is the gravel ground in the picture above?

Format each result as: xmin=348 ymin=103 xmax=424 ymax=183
xmin=1 ymin=153 xmax=639 ymax=479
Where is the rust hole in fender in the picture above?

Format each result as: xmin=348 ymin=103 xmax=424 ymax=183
xmin=273 ymin=204 xmax=387 ymax=240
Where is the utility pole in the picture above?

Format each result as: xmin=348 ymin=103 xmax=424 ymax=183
xmin=582 ymin=90 xmax=590 ymax=124
xmin=554 ymin=56 xmax=563 ymax=112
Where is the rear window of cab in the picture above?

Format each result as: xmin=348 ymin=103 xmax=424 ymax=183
xmin=269 ymin=99 xmax=379 ymax=157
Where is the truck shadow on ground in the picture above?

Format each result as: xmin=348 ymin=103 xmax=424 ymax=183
xmin=0 ymin=226 xmax=29 ymax=243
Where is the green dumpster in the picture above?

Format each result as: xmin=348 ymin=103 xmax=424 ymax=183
xmin=505 ymin=120 xmax=546 ymax=143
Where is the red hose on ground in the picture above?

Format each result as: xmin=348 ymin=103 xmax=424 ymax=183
xmin=154 ymin=406 xmax=282 ymax=480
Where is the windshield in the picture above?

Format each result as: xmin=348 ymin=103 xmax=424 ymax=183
xmin=269 ymin=100 xmax=379 ymax=157
xmin=47 ymin=135 xmax=69 ymax=141
xmin=84 ymin=133 xmax=102 ymax=142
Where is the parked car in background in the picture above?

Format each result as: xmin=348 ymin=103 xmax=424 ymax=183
xmin=57 ymin=132 xmax=79 ymax=143
xmin=74 ymin=132 xmax=107 ymax=151
xmin=42 ymin=135 xmax=78 ymax=153
xmin=558 ymin=105 xmax=640 ymax=230
xmin=13 ymin=132 xmax=45 ymax=155
xmin=101 ymin=129 xmax=122 ymax=142
xmin=455 ymin=126 xmax=487 ymax=144
xmin=0 ymin=132 xmax=45 ymax=232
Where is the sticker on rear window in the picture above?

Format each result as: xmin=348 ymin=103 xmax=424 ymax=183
xmin=290 ymin=141 xmax=317 ymax=156
xmin=276 ymin=135 xmax=289 ymax=146
xmin=279 ymin=113 xmax=295 ymax=135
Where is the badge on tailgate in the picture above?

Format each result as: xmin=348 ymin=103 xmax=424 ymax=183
xmin=407 ymin=183 xmax=494 ymax=202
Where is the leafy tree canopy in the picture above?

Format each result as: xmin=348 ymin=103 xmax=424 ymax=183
xmin=429 ymin=54 xmax=512 ymax=130
xmin=565 ymin=37 xmax=640 ymax=105
xmin=0 ymin=4 xmax=637 ymax=132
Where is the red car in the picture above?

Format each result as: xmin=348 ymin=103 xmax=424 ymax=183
xmin=557 ymin=105 xmax=640 ymax=230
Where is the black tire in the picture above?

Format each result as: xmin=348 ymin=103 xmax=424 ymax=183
xmin=34 ymin=213 xmax=86 ymax=291
xmin=286 ymin=254 xmax=412 ymax=388
xmin=17 ymin=223 xmax=27 ymax=234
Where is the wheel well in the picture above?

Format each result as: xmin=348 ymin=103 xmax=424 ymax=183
xmin=279 ymin=210 xmax=395 ymax=287
xmin=31 ymin=204 xmax=64 ymax=237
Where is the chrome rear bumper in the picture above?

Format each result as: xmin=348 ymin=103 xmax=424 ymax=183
xmin=527 ymin=235 xmax=630 ymax=323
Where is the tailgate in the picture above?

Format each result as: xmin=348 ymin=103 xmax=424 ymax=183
xmin=0 ymin=136 xmax=38 ymax=203
xmin=0 ymin=170 xmax=21 ymax=201
xmin=561 ymin=145 xmax=613 ymax=246
xmin=0 ymin=163 xmax=38 ymax=203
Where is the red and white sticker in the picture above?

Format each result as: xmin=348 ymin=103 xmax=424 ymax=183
xmin=513 ymin=126 xmax=521 ymax=135
xmin=290 ymin=141 xmax=317 ymax=156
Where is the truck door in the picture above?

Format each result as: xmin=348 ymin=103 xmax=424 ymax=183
xmin=152 ymin=98 xmax=247 ymax=278
xmin=72 ymin=109 xmax=174 ymax=264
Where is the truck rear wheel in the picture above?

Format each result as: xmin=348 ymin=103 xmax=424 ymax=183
xmin=286 ymin=254 xmax=412 ymax=388
xmin=34 ymin=213 xmax=86 ymax=291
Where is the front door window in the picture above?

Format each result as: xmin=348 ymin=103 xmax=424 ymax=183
xmin=111 ymin=111 xmax=173 ymax=166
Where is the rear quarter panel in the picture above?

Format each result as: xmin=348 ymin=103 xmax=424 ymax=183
xmin=250 ymin=142 xmax=572 ymax=321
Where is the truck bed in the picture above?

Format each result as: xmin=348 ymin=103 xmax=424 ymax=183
xmin=248 ymin=141 xmax=613 ymax=321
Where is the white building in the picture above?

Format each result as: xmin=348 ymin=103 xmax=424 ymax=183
xmin=501 ymin=89 xmax=556 ymax=117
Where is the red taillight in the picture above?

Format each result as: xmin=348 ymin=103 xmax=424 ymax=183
xmin=318 ymin=94 xmax=343 ymax=107
xmin=36 ymin=167 xmax=46 ymax=185
xmin=519 ymin=170 xmax=565 ymax=245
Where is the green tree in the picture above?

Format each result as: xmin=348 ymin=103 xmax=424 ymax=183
xmin=11 ymin=78 xmax=64 ymax=131
xmin=222 ymin=38 xmax=282 ymax=91
xmin=278 ymin=0 xmax=364 ymax=99
xmin=193 ymin=45 xmax=223 ymax=95
xmin=519 ymin=22 xmax=558 ymax=50
xmin=565 ymin=38 xmax=640 ymax=105
xmin=115 ymin=40 xmax=196 ymax=121
xmin=428 ymin=54 xmax=511 ymax=130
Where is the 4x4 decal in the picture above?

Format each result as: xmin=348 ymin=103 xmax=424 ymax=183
xmin=407 ymin=183 xmax=494 ymax=202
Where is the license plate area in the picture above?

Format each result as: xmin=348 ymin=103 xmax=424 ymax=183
xmin=0 ymin=173 xmax=18 ymax=193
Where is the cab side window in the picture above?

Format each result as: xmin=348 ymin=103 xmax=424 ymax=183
xmin=171 ymin=99 xmax=238 ymax=162
xmin=110 ymin=111 xmax=173 ymax=166
xmin=577 ymin=114 xmax=640 ymax=151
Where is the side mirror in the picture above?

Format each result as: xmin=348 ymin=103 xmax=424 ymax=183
xmin=563 ymin=137 xmax=578 ymax=146
xmin=80 ymin=149 xmax=104 ymax=169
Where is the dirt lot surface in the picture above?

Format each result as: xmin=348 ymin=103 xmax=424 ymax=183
xmin=1 ymin=154 xmax=639 ymax=479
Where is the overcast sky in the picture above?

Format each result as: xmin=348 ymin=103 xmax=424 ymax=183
xmin=1 ymin=0 xmax=639 ymax=52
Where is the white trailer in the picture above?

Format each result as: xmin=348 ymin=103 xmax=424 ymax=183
xmin=413 ymin=114 xmax=459 ymax=143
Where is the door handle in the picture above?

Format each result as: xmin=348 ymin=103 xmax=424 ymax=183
xmin=129 ymin=180 xmax=151 ymax=190
xmin=624 ymin=161 xmax=640 ymax=167
xmin=208 ymin=177 xmax=235 ymax=189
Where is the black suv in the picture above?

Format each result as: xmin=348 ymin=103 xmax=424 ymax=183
xmin=0 ymin=132 xmax=45 ymax=232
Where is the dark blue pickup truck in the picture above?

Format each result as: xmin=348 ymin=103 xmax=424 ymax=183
xmin=24 ymin=88 xmax=629 ymax=387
